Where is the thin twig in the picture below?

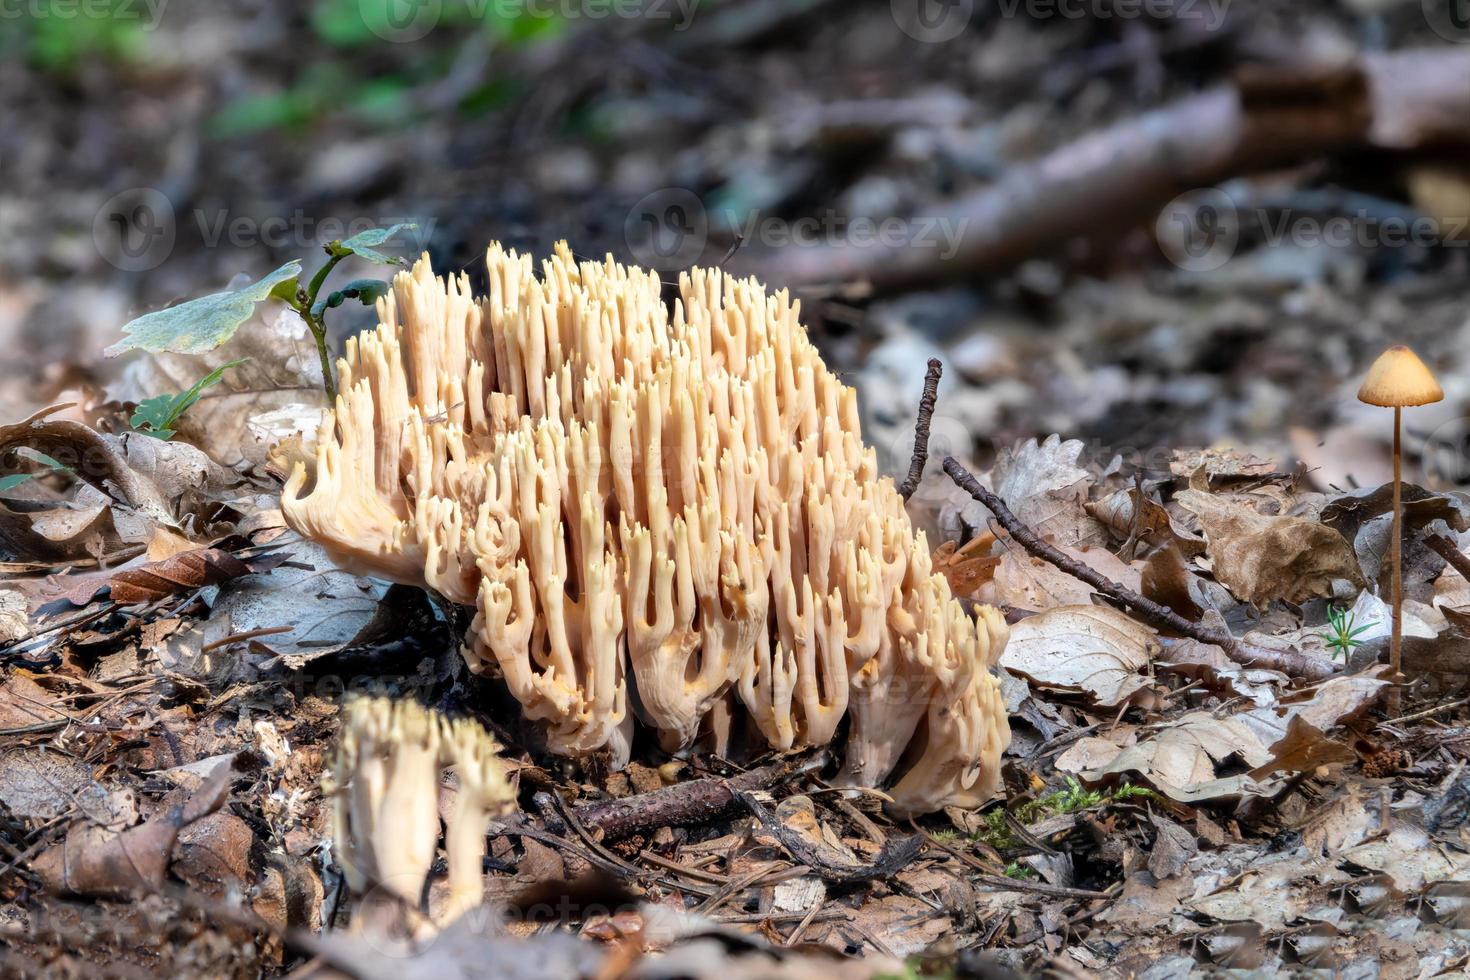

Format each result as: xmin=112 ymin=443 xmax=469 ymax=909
xmin=1425 ymin=532 xmax=1470 ymax=583
xmin=897 ymin=358 xmax=943 ymax=500
xmin=942 ymin=456 xmax=1337 ymax=681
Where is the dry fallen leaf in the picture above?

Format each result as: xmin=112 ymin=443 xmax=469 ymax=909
xmin=1079 ymin=670 xmax=1388 ymax=802
xmin=1169 ymin=448 xmax=1277 ymax=480
xmin=32 ymin=753 xmax=246 ymax=899
xmin=991 ymin=434 xmax=1106 ymax=547
xmin=109 ymin=546 xmax=289 ymax=604
xmin=1175 ymin=489 xmax=1364 ymax=607
xmin=1000 ymin=605 xmax=1157 ymax=707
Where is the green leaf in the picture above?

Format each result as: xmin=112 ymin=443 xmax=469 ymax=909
xmin=130 ymin=393 xmax=182 ymax=439
xmin=107 ymin=263 xmax=302 ymax=357
xmin=334 ymin=224 xmax=417 ymax=265
xmin=310 ymin=278 xmax=392 ymax=319
xmin=130 ymin=359 xmax=248 ymax=440
xmin=0 ymin=450 xmax=72 ymax=491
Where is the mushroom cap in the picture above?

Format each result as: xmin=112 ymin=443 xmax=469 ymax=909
xmin=1358 ymin=345 xmax=1444 ymax=407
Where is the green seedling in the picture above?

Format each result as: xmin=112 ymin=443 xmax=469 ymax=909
xmin=1318 ymin=604 xmax=1373 ymax=661
xmin=109 ymin=224 xmax=416 ymax=400
xmin=130 ymin=359 xmax=248 ymax=440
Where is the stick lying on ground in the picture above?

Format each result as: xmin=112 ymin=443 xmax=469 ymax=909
xmin=535 ymin=751 xmax=828 ymax=842
xmin=943 ymin=456 xmax=1337 ymax=681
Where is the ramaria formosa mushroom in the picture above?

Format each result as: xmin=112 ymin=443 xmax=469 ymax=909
xmin=327 ymin=696 xmax=513 ymax=919
xmin=286 ymin=243 xmax=1010 ymax=815
xmin=1357 ymin=345 xmax=1444 ymax=712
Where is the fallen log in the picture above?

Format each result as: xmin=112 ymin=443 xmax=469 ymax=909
xmin=730 ymin=48 xmax=1470 ymax=291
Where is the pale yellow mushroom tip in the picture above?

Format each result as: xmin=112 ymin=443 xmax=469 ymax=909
xmin=1358 ymin=345 xmax=1444 ymax=407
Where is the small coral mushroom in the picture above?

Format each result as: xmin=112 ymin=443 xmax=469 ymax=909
xmin=286 ymin=243 xmax=1011 ymax=814
xmin=327 ymin=697 xmax=513 ymax=918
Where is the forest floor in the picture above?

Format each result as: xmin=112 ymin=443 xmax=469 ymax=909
xmin=2 ymin=0 xmax=1470 ymax=977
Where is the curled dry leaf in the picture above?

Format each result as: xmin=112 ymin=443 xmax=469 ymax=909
xmin=0 ymin=409 xmax=242 ymax=564
xmin=1169 ymin=448 xmax=1277 ymax=481
xmin=1140 ymin=542 xmax=1205 ymax=621
xmin=987 ymin=544 xmax=1141 ymax=613
xmin=1174 ymin=489 xmax=1364 ymax=608
xmin=1078 ymin=670 xmax=1388 ymax=802
xmin=1086 ymin=487 xmax=1203 ymax=555
xmin=1000 ymin=604 xmax=1157 ymax=707
xmin=932 ymin=538 xmax=999 ymax=599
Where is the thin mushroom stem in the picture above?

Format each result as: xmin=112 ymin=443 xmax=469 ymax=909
xmin=1390 ymin=405 xmax=1403 ymax=715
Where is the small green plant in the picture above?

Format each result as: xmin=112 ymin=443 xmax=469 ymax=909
xmin=129 ymin=359 xmax=247 ymax=440
xmin=109 ymin=225 xmax=415 ymax=401
xmin=974 ymin=778 xmax=1159 ymax=851
xmin=1318 ymin=604 xmax=1374 ymax=660
xmin=1004 ymin=861 xmax=1038 ymax=880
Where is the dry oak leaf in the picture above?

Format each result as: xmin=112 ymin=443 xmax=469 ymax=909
xmin=987 ymin=545 xmax=1140 ymax=614
xmin=1174 ymin=489 xmax=1363 ymax=608
xmin=33 ymin=754 xmax=245 ymax=899
xmin=108 ymin=546 xmax=288 ymax=604
xmin=999 ymin=605 xmax=1157 ymax=707
xmin=991 ymin=434 xmax=1105 ymax=547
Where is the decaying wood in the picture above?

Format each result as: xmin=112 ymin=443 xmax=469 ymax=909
xmin=943 ymin=456 xmax=1337 ymax=681
xmin=732 ymin=48 xmax=1470 ymax=291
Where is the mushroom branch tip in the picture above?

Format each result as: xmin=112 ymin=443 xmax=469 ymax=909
xmin=286 ymin=242 xmax=1011 ymax=815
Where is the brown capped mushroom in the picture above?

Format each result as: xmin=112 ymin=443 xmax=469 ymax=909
xmin=1357 ymin=345 xmax=1444 ymax=712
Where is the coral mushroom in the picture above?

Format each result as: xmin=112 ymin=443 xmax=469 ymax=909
xmin=327 ymin=696 xmax=514 ymax=919
xmin=286 ymin=243 xmax=1009 ymax=814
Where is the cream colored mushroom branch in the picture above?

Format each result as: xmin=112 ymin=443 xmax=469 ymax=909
xmin=284 ymin=242 xmax=1011 ymax=815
